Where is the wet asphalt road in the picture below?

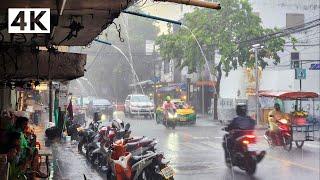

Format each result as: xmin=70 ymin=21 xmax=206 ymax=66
xmin=51 ymin=116 xmax=320 ymax=180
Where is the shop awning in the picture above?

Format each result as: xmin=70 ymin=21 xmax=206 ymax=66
xmin=157 ymin=83 xmax=187 ymax=92
xmin=129 ymin=80 xmax=154 ymax=87
xmin=259 ymin=90 xmax=319 ymax=99
xmin=195 ymin=80 xmax=216 ymax=87
xmin=0 ymin=48 xmax=86 ymax=81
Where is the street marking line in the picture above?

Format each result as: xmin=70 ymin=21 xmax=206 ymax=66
xmin=193 ymin=136 xmax=210 ymax=140
xmin=201 ymin=141 xmax=222 ymax=150
xmin=183 ymin=142 xmax=208 ymax=151
xmin=267 ymin=154 xmax=320 ymax=173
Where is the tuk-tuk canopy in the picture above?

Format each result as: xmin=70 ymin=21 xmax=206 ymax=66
xmin=259 ymin=90 xmax=319 ymax=100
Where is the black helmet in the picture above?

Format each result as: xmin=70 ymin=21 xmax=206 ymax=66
xmin=93 ymin=112 xmax=100 ymax=122
xmin=236 ymin=104 xmax=247 ymax=116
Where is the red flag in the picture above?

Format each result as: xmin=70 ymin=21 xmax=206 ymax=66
xmin=67 ymin=99 xmax=74 ymax=120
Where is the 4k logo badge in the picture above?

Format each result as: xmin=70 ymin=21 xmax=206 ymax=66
xmin=8 ymin=8 xmax=50 ymax=33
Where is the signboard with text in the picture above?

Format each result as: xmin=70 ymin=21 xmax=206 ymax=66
xmin=309 ymin=63 xmax=320 ymax=70
xmin=295 ymin=68 xmax=306 ymax=79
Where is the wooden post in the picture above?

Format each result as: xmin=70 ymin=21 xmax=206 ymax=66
xmin=154 ymin=0 xmax=221 ymax=9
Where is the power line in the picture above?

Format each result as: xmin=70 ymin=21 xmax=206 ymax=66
xmin=239 ymin=18 xmax=320 ymax=45
xmin=86 ymin=43 xmax=106 ymax=71
xmin=284 ymin=44 xmax=320 ymax=47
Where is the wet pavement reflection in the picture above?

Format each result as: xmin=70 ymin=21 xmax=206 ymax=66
xmin=49 ymin=117 xmax=320 ymax=180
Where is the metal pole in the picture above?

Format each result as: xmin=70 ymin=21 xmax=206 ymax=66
xmin=202 ymin=83 xmax=205 ymax=114
xmin=299 ymin=59 xmax=302 ymax=108
xmin=49 ymin=81 xmax=53 ymax=122
xmin=122 ymin=10 xmax=182 ymax=25
xmin=153 ymin=62 xmax=157 ymax=107
xmin=254 ymin=47 xmax=259 ymax=126
xmin=187 ymin=78 xmax=191 ymax=102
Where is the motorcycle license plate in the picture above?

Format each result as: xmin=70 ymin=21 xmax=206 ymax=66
xmin=161 ymin=166 xmax=175 ymax=179
xmin=247 ymin=144 xmax=259 ymax=151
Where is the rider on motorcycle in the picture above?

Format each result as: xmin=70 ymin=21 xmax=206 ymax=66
xmin=162 ymin=96 xmax=177 ymax=122
xmin=267 ymin=103 xmax=287 ymax=143
xmin=223 ymin=104 xmax=255 ymax=160
xmin=162 ymin=96 xmax=176 ymax=110
xmin=89 ymin=112 xmax=101 ymax=132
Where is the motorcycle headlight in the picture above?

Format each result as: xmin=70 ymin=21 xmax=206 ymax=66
xmin=168 ymin=113 xmax=177 ymax=118
xmin=279 ymin=119 xmax=288 ymax=124
xmin=76 ymin=127 xmax=83 ymax=132
xmin=168 ymin=113 xmax=174 ymax=118
xmin=101 ymin=114 xmax=107 ymax=121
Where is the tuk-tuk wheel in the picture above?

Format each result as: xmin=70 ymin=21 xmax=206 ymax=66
xmin=295 ymin=141 xmax=304 ymax=148
xmin=283 ymin=136 xmax=292 ymax=151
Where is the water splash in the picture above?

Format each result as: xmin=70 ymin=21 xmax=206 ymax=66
xmin=181 ymin=25 xmax=214 ymax=81
xmin=122 ymin=15 xmax=137 ymax=93
xmin=111 ymin=44 xmax=145 ymax=95
xmin=75 ymin=79 xmax=89 ymax=96
xmin=79 ymin=77 xmax=98 ymax=97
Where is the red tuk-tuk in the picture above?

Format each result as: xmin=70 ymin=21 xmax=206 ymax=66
xmin=259 ymin=90 xmax=319 ymax=151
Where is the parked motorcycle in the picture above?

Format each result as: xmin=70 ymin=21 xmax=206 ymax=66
xmin=88 ymin=124 xmax=131 ymax=166
xmin=109 ymin=151 xmax=174 ymax=180
xmin=90 ymin=134 xmax=157 ymax=171
xmin=66 ymin=120 xmax=81 ymax=141
xmin=264 ymin=118 xmax=292 ymax=151
xmin=77 ymin=120 xmax=101 ymax=153
xmin=223 ymin=128 xmax=266 ymax=175
xmin=163 ymin=108 xmax=177 ymax=129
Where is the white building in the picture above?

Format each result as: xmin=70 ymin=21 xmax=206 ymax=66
xmin=221 ymin=0 xmax=320 ymax=99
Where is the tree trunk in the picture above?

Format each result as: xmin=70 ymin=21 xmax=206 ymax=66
xmin=213 ymin=62 xmax=222 ymax=120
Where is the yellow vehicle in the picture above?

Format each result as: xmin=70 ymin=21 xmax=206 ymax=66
xmin=155 ymin=99 xmax=196 ymax=125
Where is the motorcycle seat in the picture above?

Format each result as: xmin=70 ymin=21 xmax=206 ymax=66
xmin=125 ymin=139 xmax=154 ymax=151
xmin=124 ymin=136 xmax=145 ymax=143
xmin=130 ymin=152 xmax=154 ymax=165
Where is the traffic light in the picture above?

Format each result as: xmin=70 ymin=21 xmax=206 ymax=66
xmin=291 ymin=52 xmax=300 ymax=69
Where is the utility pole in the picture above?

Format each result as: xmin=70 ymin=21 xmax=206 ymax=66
xmin=153 ymin=60 xmax=157 ymax=107
xmin=251 ymin=44 xmax=263 ymax=126
xmin=186 ymin=77 xmax=191 ymax=102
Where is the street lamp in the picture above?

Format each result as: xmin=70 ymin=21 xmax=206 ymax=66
xmin=250 ymin=44 xmax=264 ymax=126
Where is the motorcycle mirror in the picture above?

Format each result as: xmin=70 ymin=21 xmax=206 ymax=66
xmin=125 ymin=123 xmax=131 ymax=130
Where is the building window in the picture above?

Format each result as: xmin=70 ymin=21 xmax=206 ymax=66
xmin=164 ymin=61 xmax=170 ymax=74
xmin=286 ymin=13 xmax=304 ymax=28
xmin=291 ymin=52 xmax=300 ymax=69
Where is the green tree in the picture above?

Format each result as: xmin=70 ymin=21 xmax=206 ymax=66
xmin=156 ymin=0 xmax=290 ymax=119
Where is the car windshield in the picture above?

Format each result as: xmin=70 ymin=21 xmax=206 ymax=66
xmin=131 ymin=95 xmax=150 ymax=102
xmin=93 ymin=99 xmax=111 ymax=106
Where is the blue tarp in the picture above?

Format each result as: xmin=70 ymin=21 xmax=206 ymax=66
xmin=157 ymin=83 xmax=187 ymax=92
